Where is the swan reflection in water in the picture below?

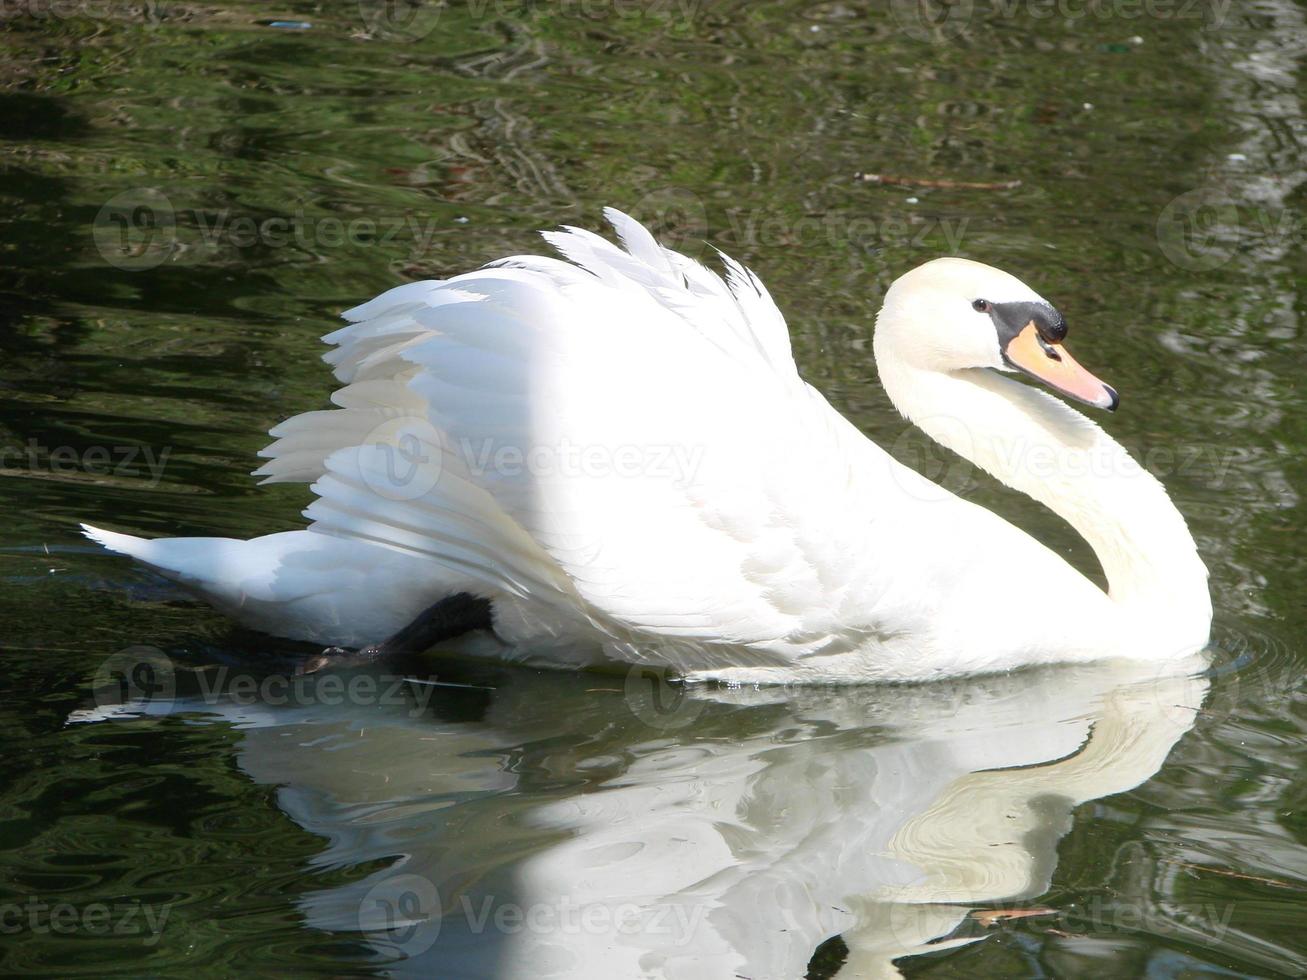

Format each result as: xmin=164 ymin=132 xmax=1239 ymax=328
xmin=91 ymin=651 xmax=1198 ymax=979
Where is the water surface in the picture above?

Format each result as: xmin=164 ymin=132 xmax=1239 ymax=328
xmin=1 ymin=0 xmax=1305 ymax=976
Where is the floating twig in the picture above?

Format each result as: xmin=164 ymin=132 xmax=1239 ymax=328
xmin=1164 ymin=860 xmax=1303 ymax=891
xmin=971 ymin=907 xmax=1058 ymax=928
xmin=854 ymin=172 xmax=1023 ymax=191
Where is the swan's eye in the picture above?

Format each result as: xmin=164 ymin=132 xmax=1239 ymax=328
xmin=972 ymin=299 xmax=992 ymax=313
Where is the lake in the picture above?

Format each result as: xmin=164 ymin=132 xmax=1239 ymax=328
xmin=0 ymin=0 xmax=1304 ymax=976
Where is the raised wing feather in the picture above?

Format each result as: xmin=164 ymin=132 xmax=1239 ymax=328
xmin=256 ymin=211 xmax=892 ymax=664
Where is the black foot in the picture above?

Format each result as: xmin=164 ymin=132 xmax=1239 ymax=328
xmin=296 ymin=644 xmax=386 ymax=675
xmin=296 ymin=593 xmax=492 ymax=676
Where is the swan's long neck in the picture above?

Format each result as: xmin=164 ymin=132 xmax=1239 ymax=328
xmin=877 ymin=357 xmax=1211 ymax=636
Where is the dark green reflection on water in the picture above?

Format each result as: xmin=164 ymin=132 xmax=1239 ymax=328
xmin=0 ymin=0 xmax=1304 ymax=976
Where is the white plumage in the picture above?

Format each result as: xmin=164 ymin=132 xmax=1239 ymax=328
xmin=84 ymin=208 xmax=1211 ymax=682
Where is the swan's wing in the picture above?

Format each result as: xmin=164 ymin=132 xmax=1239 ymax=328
xmin=256 ymin=209 xmax=894 ymax=663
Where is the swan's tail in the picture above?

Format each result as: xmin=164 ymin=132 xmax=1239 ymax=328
xmin=80 ymin=523 xmax=474 ymax=649
xmin=82 ymin=523 xmax=274 ymax=596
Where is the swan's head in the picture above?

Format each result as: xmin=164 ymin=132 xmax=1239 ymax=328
xmin=876 ymin=257 xmax=1118 ymax=411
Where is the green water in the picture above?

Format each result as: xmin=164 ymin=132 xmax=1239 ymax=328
xmin=1 ymin=0 xmax=1305 ymax=976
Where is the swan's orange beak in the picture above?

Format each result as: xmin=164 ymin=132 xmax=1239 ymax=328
xmin=1003 ymin=322 xmax=1118 ymax=411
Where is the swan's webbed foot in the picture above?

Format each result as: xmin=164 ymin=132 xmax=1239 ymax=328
xmin=296 ymin=644 xmax=386 ymax=675
xmin=295 ymin=593 xmax=493 ymax=676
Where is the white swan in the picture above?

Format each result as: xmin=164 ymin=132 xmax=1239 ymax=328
xmin=82 ymin=208 xmax=1211 ymax=682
